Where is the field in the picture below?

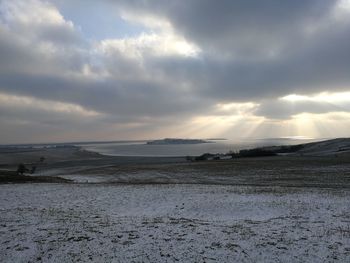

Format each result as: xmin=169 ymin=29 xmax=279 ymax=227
xmin=1 ymin=145 xmax=350 ymax=262
xmin=1 ymin=184 xmax=350 ymax=262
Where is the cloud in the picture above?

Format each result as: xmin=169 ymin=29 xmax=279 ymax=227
xmin=114 ymin=0 xmax=350 ymax=100
xmin=254 ymin=92 xmax=350 ymax=119
xmin=1 ymin=0 xmax=350 ymax=142
xmin=115 ymin=0 xmax=333 ymax=56
xmin=99 ymin=33 xmax=200 ymax=59
xmin=0 ymin=0 xmax=82 ymax=45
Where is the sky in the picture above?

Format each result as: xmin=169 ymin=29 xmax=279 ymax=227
xmin=1 ymin=0 xmax=350 ymax=144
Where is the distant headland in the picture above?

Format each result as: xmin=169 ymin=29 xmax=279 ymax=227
xmin=146 ymin=138 xmax=210 ymax=145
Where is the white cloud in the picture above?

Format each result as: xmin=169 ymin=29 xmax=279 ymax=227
xmin=111 ymin=8 xmax=201 ymax=58
xmin=99 ymin=32 xmax=200 ymax=59
xmin=333 ymin=0 xmax=350 ymax=19
xmin=0 ymin=92 xmax=102 ymax=117
xmin=0 ymin=0 xmax=77 ymax=42
xmin=0 ymin=0 xmax=64 ymax=24
xmin=120 ymin=10 xmax=172 ymax=31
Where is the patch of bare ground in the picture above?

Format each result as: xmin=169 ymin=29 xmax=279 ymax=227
xmin=0 ymin=170 xmax=72 ymax=184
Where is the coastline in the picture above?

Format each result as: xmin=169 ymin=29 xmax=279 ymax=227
xmin=1 ymin=140 xmax=350 ymax=187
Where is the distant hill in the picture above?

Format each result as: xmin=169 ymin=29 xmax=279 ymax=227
xmin=262 ymin=138 xmax=350 ymax=156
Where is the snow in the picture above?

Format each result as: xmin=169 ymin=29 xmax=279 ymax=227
xmin=1 ymin=184 xmax=349 ymax=262
xmin=296 ymin=138 xmax=350 ymax=156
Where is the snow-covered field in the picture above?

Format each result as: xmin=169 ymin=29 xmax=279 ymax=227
xmin=1 ymin=184 xmax=350 ymax=262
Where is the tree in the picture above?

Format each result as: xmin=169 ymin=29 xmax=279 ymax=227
xmin=17 ymin=163 xmax=27 ymax=175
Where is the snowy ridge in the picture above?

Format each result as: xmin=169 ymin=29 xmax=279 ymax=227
xmin=261 ymin=138 xmax=350 ymax=156
xmin=295 ymin=138 xmax=350 ymax=156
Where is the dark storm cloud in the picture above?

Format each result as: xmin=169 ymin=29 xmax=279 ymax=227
xmin=0 ymin=71 xmax=208 ymax=118
xmin=115 ymin=0 xmax=350 ymax=101
xmin=117 ymin=0 xmax=333 ymax=53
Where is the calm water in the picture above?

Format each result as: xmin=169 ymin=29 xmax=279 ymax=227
xmin=80 ymin=138 xmax=317 ymax=157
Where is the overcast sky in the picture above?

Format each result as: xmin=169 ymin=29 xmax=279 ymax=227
xmin=1 ymin=0 xmax=350 ymax=143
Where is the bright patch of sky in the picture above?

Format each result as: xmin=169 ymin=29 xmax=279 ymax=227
xmin=280 ymin=92 xmax=350 ymax=104
xmin=52 ymin=0 xmax=147 ymax=40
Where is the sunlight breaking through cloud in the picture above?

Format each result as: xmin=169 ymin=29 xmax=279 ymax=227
xmin=280 ymin=92 xmax=350 ymax=103
xmin=215 ymin=102 xmax=259 ymax=115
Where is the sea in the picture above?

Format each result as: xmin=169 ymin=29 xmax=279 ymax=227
xmin=79 ymin=138 xmax=318 ymax=157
